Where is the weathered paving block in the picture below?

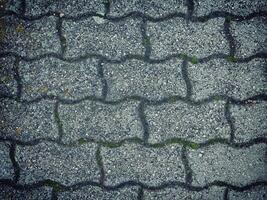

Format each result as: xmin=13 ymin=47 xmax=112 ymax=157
xmin=58 ymin=186 xmax=139 ymax=200
xmin=103 ymin=58 xmax=186 ymax=101
xmin=16 ymin=142 xmax=99 ymax=185
xmin=59 ymin=100 xmax=143 ymax=143
xmin=146 ymin=101 xmax=230 ymax=143
xmin=20 ymin=58 xmax=102 ymax=100
xmin=232 ymin=17 xmax=267 ymax=58
xmin=228 ymin=186 xmax=267 ymax=200
xmin=25 ymin=0 xmax=105 ymax=17
xmin=108 ymin=0 xmax=187 ymax=17
xmin=0 ymin=186 xmax=52 ymax=200
xmin=188 ymin=144 xmax=267 ymax=186
xmin=147 ymin=18 xmax=228 ymax=59
xmin=0 ymin=142 xmax=13 ymax=179
xmin=0 ymin=16 xmax=60 ymax=57
xmin=63 ymin=18 xmax=144 ymax=59
xmin=0 ymin=56 xmax=17 ymax=97
xmin=144 ymin=186 xmax=224 ymax=200
xmin=188 ymin=59 xmax=266 ymax=101
xmin=0 ymin=99 xmax=58 ymax=141
xmin=230 ymin=102 xmax=267 ymax=142
xmin=193 ymin=0 xmax=267 ymax=16
xmin=102 ymin=143 xmax=184 ymax=186
xmin=3 ymin=0 xmax=22 ymax=13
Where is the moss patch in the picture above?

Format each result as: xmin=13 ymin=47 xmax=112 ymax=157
xmin=190 ymin=56 xmax=198 ymax=64
xmin=226 ymin=56 xmax=238 ymax=63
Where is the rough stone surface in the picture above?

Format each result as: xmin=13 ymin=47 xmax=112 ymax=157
xmin=4 ymin=0 xmax=22 ymax=13
xmin=63 ymin=18 xmax=144 ymax=59
xmin=148 ymin=18 xmax=228 ymax=59
xmin=20 ymin=58 xmax=102 ymax=100
xmin=145 ymin=101 xmax=230 ymax=143
xmin=102 ymin=143 xmax=184 ymax=186
xmin=0 ymin=99 xmax=58 ymax=141
xmin=103 ymin=58 xmax=187 ymax=101
xmin=231 ymin=102 xmax=267 ymax=142
xmin=188 ymin=144 xmax=267 ymax=186
xmin=16 ymin=142 xmax=99 ymax=185
xmin=0 ymin=142 xmax=13 ymax=179
xmin=228 ymin=186 xmax=267 ymax=200
xmin=0 ymin=16 xmax=60 ymax=57
xmin=188 ymin=59 xmax=267 ymax=100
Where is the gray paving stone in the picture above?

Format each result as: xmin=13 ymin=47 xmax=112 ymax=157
xmin=144 ymin=186 xmax=224 ymax=200
xmin=232 ymin=17 xmax=267 ymax=58
xmin=63 ymin=18 xmax=144 ymax=59
xmin=188 ymin=144 xmax=267 ymax=186
xmin=0 ymin=186 xmax=52 ymax=200
xmin=25 ymin=0 xmax=105 ymax=17
xmin=59 ymin=100 xmax=143 ymax=143
xmin=108 ymin=0 xmax=187 ymax=17
xmin=0 ymin=142 xmax=13 ymax=179
xmin=228 ymin=186 xmax=267 ymax=200
xmin=193 ymin=0 xmax=267 ymax=16
xmin=147 ymin=18 xmax=228 ymax=59
xmin=0 ymin=16 xmax=60 ymax=57
xmin=16 ymin=142 xmax=99 ymax=185
xmin=20 ymin=58 xmax=102 ymax=101
xmin=4 ymin=0 xmax=22 ymax=13
xmin=0 ymin=56 xmax=17 ymax=97
xmin=58 ymin=186 xmax=139 ymax=200
xmin=103 ymin=58 xmax=186 ymax=101
xmin=188 ymin=59 xmax=266 ymax=101
xmin=146 ymin=101 xmax=230 ymax=143
xmin=0 ymin=99 xmax=58 ymax=141
xmin=102 ymin=143 xmax=184 ymax=186
xmin=230 ymin=102 xmax=267 ymax=142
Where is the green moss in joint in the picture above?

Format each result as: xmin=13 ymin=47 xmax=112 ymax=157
xmin=102 ymin=142 xmax=120 ymax=148
xmin=44 ymin=180 xmax=62 ymax=192
xmin=78 ymin=138 xmax=87 ymax=145
xmin=226 ymin=56 xmax=238 ymax=63
xmin=190 ymin=56 xmax=198 ymax=64
xmin=180 ymin=53 xmax=188 ymax=60
xmin=188 ymin=142 xmax=200 ymax=149
xmin=225 ymin=16 xmax=232 ymax=23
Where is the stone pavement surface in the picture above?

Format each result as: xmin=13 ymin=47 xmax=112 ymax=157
xmin=0 ymin=0 xmax=266 ymax=199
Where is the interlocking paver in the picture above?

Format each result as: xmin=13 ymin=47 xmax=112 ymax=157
xmin=20 ymin=57 xmax=102 ymax=100
xmin=103 ymin=58 xmax=186 ymax=101
xmin=108 ymin=0 xmax=187 ymax=17
xmin=0 ymin=16 xmax=60 ymax=57
xmin=0 ymin=142 xmax=13 ymax=179
xmin=102 ymin=143 xmax=184 ymax=186
xmin=0 ymin=99 xmax=58 ymax=141
xmin=188 ymin=144 xmax=266 ymax=186
xmin=188 ymin=59 xmax=266 ymax=100
xmin=16 ymin=142 xmax=99 ymax=185
xmin=63 ymin=18 xmax=144 ymax=59
xmin=147 ymin=18 xmax=228 ymax=59
xmin=145 ymin=101 xmax=230 ymax=143
xmin=230 ymin=102 xmax=267 ymax=142
xmin=59 ymin=100 xmax=143 ymax=143
xmin=232 ymin=17 xmax=267 ymax=58
xmin=228 ymin=186 xmax=267 ymax=200
xmin=25 ymin=0 xmax=105 ymax=17
xmin=58 ymin=186 xmax=139 ymax=200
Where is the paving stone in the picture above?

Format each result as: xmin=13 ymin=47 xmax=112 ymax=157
xmin=16 ymin=142 xmax=99 ymax=185
xmin=0 ymin=56 xmax=17 ymax=97
xmin=232 ymin=17 xmax=267 ymax=58
xmin=3 ymin=0 xmax=22 ymax=13
xmin=230 ymin=102 xmax=267 ymax=142
xmin=188 ymin=58 xmax=266 ymax=101
xmin=0 ymin=186 xmax=52 ymax=200
xmin=108 ymin=0 xmax=187 ymax=17
xmin=20 ymin=58 xmax=102 ymax=100
xmin=0 ymin=99 xmax=58 ymax=141
xmin=228 ymin=186 xmax=267 ymax=200
xmin=0 ymin=16 xmax=60 ymax=57
xmin=188 ymin=144 xmax=267 ymax=186
xmin=103 ymin=58 xmax=186 ymax=101
xmin=63 ymin=18 xmax=144 ymax=59
xmin=102 ymin=143 xmax=184 ymax=186
xmin=0 ymin=142 xmax=13 ymax=179
xmin=58 ymin=186 xmax=139 ymax=200
xmin=146 ymin=101 xmax=230 ymax=143
xmin=144 ymin=186 xmax=224 ymax=200
xmin=193 ymin=0 xmax=267 ymax=16
xmin=25 ymin=0 xmax=105 ymax=17
xmin=147 ymin=18 xmax=228 ymax=59
xmin=59 ymin=100 xmax=143 ymax=143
